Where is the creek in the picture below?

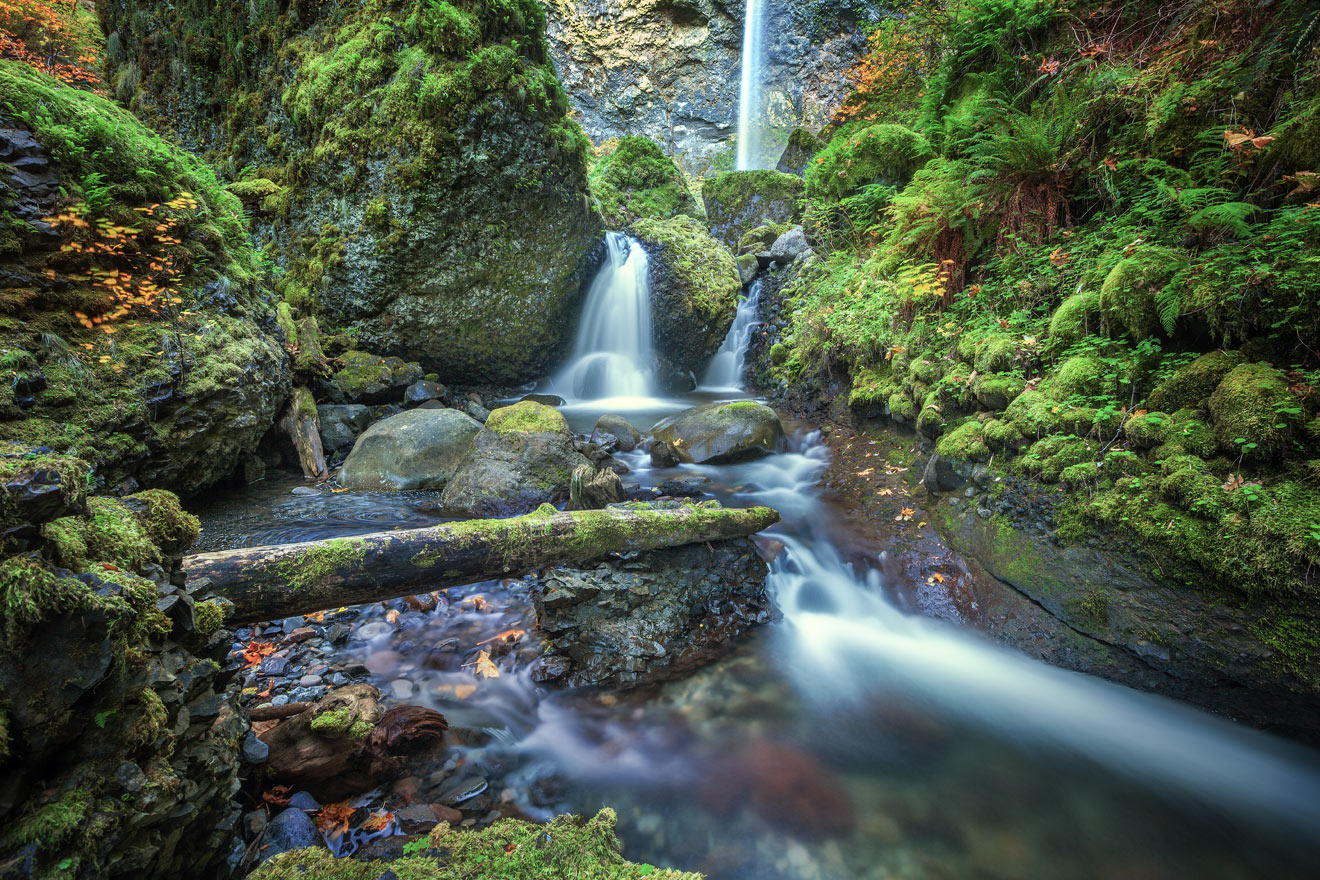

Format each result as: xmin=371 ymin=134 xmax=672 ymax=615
xmin=198 ymin=243 xmax=1320 ymax=879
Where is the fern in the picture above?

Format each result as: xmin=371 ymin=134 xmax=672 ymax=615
xmin=1187 ymin=202 xmax=1260 ymax=238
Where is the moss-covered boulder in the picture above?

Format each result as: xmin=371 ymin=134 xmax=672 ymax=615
xmin=1098 ymin=245 xmax=1188 ymax=339
xmin=804 ymin=123 xmax=932 ymax=203
xmin=330 ymin=350 xmax=425 ymax=405
xmin=0 ymin=61 xmax=290 ymax=495
xmin=701 ymin=171 xmax=804 ymax=250
xmin=441 ymin=401 xmax=591 ymax=516
xmin=1049 ymin=355 xmax=1112 ymax=401
xmin=776 ymin=127 xmax=826 ymax=176
xmin=339 ymin=408 xmax=481 ymax=491
xmin=1207 ymin=362 xmax=1308 ymax=459
xmin=632 ymin=216 xmax=742 ymax=377
xmin=1048 ymin=290 xmax=1100 ymax=348
xmin=589 ymin=136 xmax=699 ymax=230
xmin=1124 ymin=411 xmax=1171 ymax=449
xmin=101 ymin=0 xmax=604 ymax=386
xmin=650 ymin=401 xmax=785 ymax=464
xmin=1147 ymin=349 xmax=1244 ymax=412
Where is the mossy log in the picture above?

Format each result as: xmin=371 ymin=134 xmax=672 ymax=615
xmin=185 ymin=503 xmax=781 ymax=624
xmin=279 ymin=386 xmax=328 ymax=481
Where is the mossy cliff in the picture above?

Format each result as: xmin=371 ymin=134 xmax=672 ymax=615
xmin=754 ymin=0 xmax=1320 ymax=730
xmin=100 ymin=0 xmax=604 ymax=385
xmin=589 ymin=136 xmax=701 ymax=231
xmin=0 ymin=61 xmax=290 ymax=494
xmin=0 ymin=448 xmax=246 ymax=878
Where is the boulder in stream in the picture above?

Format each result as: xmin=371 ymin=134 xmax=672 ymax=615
xmin=650 ymin=401 xmax=786 ymax=465
xmin=317 ymin=404 xmax=371 ymax=454
xmin=441 ymin=401 xmax=592 ymax=516
xmin=339 ymin=408 xmax=481 ymax=491
xmin=591 ymin=414 xmax=642 ymax=452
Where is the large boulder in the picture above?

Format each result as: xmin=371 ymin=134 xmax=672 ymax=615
xmin=650 ymin=401 xmax=786 ymax=465
xmin=101 ymin=0 xmax=604 ymax=386
xmin=588 ymin=136 xmax=699 ymax=230
xmin=532 ymin=533 xmax=773 ymax=688
xmin=701 ymin=171 xmax=805 ymax=251
xmin=329 ymin=351 xmax=424 ymax=405
xmin=0 ymin=62 xmax=290 ymax=496
xmin=339 ymin=408 xmax=481 ymax=491
xmin=441 ymin=401 xmax=592 ymax=516
xmin=632 ymin=215 xmax=742 ymax=377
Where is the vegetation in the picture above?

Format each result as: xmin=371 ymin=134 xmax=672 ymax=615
xmin=589 ymin=136 xmax=701 ymax=230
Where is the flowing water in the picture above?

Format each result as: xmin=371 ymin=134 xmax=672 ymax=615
xmin=736 ymin=0 xmax=768 ymax=171
xmin=701 ymin=280 xmax=762 ymax=392
xmin=200 ymin=252 xmax=1320 ymax=878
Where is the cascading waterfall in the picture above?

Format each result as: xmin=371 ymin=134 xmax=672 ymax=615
xmin=551 ymin=232 xmax=656 ymax=403
xmin=735 ymin=0 xmax=767 ymax=170
xmin=701 ymin=279 xmax=762 ymax=390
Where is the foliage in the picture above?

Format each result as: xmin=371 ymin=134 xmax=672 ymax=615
xmin=0 ymin=0 xmax=102 ymax=91
xmin=588 ymin=136 xmax=699 ymax=230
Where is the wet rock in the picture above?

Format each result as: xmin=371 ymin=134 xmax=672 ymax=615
xmin=655 ymin=475 xmax=712 ymax=498
xmin=243 ymin=732 xmax=270 ymax=764
xmin=317 ymin=404 xmax=372 ymax=453
xmin=702 ymin=171 xmax=805 ymax=251
xmin=770 ymin=226 xmax=810 ymax=263
xmin=405 ymin=380 xmax=448 ymax=406
xmin=339 ymin=408 xmax=481 ymax=491
xmin=568 ymin=464 xmax=625 ymax=510
xmin=288 ymin=791 xmax=320 ymax=811
xmin=737 ymin=253 xmax=760 ymax=284
xmin=437 ymin=775 xmax=489 ymax=806
xmin=590 ymin=414 xmax=641 ymax=452
xmin=331 ymin=350 xmax=425 ymax=405
xmin=520 ymin=393 xmax=566 ymax=407
xmin=260 ymin=808 xmax=322 ymax=863
xmin=531 ymin=537 xmax=773 ymax=688
xmin=649 ymin=401 xmax=786 ymax=465
xmin=116 ymin=761 xmax=147 ymax=793
xmin=921 ymin=453 xmax=968 ymax=494
xmin=465 ymin=399 xmax=491 ymax=422
xmin=441 ymin=401 xmax=592 ymax=516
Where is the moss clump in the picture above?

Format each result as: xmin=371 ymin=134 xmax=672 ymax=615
xmin=1206 ymin=362 xmax=1308 ymax=460
xmin=982 ymin=418 xmax=1024 ymax=450
xmin=971 ymin=335 xmax=1016 ymax=373
xmin=937 ymin=421 xmax=990 ymax=461
xmin=805 ymin=123 xmax=932 ymax=203
xmin=1048 ymin=290 xmax=1100 ymax=349
xmin=589 ymin=137 xmax=699 ymax=230
xmin=973 ymin=374 xmax=1026 ymax=411
xmin=1019 ymin=435 xmax=1099 ymax=482
xmin=194 ymin=600 xmax=226 ymax=639
xmin=701 ymin=170 xmax=805 ymax=249
xmin=1147 ymin=350 xmax=1244 ymax=412
xmin=848 ymin=366 xmax=898 ymax=408
xmin=309 ymin=707 xmax=373 ymax=740
xmin=43 ymin=490 xmax=196 ymax=572
xmin=485 ymin=400 xmax=569 ymax=436
xmin=250 ymin=808 xmax=702 ymax=880
xmin=1098 ymin=245 xmax=1188 ymax=338
xmin=1124 ymin=411 xmax=1170 ymax=449
xmin=1049 ymin=355 xmax=1111 ymax=401
xmin=276 ymin=538 xmax=368 ymax=592
xmin=2 ymin=788 xmax=91 ymax=850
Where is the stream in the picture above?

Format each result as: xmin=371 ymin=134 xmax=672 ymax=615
xmin=199 ymin=238 xmax=1320 ymax=879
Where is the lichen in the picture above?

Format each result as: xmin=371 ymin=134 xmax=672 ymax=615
xmin=484 ymin=400 xmax=569 ymax=436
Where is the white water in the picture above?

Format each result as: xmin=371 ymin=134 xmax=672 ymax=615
xmin=735 ymin=0 xmax=767 ymax=170
xmin=550 ymin=232 xmax=656 ymax=406
xmin=700 ymin=279 xmax=762 ymax=391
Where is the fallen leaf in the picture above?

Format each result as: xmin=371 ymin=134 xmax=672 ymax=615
xmin=242 ymin=641 xmax=277 ymax=668
xmin=855 ymin=468 xmax=875 ymax=477
xmin=927 ymin=572 xmax=945 ymax=584
xmin=477 ymin=628 xmax=526 ymax=646
xmin=360 ymin=810 xmax=394 ymax=832
xmin=315 ymin=801 xmax=355 ymax=837
xmin=453 ymin=684 xmax=477 ymax=700
xmin=463 ymin=649 xmax=500 ymax=679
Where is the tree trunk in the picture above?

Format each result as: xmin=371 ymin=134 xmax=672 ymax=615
xmin=280 ymin=385 xmax=328 ymax=480
xmin=185 ymin=503 xmax=780 ymax=625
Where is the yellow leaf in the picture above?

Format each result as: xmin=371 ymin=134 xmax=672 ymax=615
xmin=463 ymin=649 xmax=500 ymax=679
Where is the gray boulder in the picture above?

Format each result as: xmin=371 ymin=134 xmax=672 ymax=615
xmin=770 ymin=226 xmax=810 ymax=262
xmin=339 ymin=408 xmax=481 ymax=491
xmin=317 ymin=404 xmax=371 ymax=453
xmin=590 ymin=414 xmax=641 ymax=452
xmin=441 ymin=401 xmax=592 ymax=516
xmin=650 ymin=401 xmax=786 ymax=465
xmin=259 ymin=807 xmax=322 ymax=863
xmin=404 ymin=380 xmax=447 ymax=406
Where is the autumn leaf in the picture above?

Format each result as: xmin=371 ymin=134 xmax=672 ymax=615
xmin=242 ymin=641 xmax=277 ymax=668
xmin=360 ymin=810 xmax=395 ymax=832
xmin=855 ymin=467 xmax=875 ymax=477
xmin=315 ymin=801 xmax=355 ymax=837
xmin=477 ymin=628 xmax=526 ymax=647
xmin=1049 ymin=248 xmax=1071 ymax=268
xmin=463 ymin=649 xmax=500 ymax=679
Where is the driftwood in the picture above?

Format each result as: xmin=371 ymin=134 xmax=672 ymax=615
xmin=279 ymin=385 xmax=328 ymax=481
xmin=185 ymin=503 xmax=780 ymax=625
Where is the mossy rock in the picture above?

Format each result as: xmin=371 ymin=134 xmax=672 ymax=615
xmin=1124 ymin=411 xmax=1171 ymax=449
xmin=982 ymin=417 xmax=1025 ymax=450
xmin=650 ymin=401 xmax=785 ymax=464
xmin=632 ymin=216 xmax=742 ymax=376
xmin=701 ymin=170 xmax=804 ymax=250
xmin=973 ymin=374 xmax=1026 ymax=412
xmin=1147 ymin=350 xmax=1244 ymax=412
xmin=589 ymin=136 xmax=699 ymax=230
xmin=1049 ymin=355 xmax=1111 ymax=401
xmin=805 ymin=123 xmax=932 ymax=203
xmin=1048 ymin=290 xmax=1100 ymax=349
xmin=915 ymin=390 xmax=947 ymax=439
xmin=331 ymin=350 xmax=425 ymax=405
xmin=339 ymin=408 xmax=481 ymax=491
xmin=888 ymin=391 xmax=916 ymax=423
xmin=936 ymin=421 xmax=990 ymax=462
xmin=971 ymin=334 xmax=1016 ymax=374
xmin=1098 ymin=245 xmax=1188 ymax=339
xmin=737 ymin=224 xmax=789 ymax=255
xmin=1166 ymin=408 xmax=1218 ymax=458
xmin=1206 ymin=362 xmax=1308 ymax=460
xmin=848 ymin=366 xmax=898 ymax=409
xmin=775 ymin=126 xmax=826 ymax=176
xmin=1020 ymin=435 xmax=1100 ymax=482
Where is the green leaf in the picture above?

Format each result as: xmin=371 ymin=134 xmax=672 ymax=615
xmin=638 ymin=867 xmax=656 ymax=877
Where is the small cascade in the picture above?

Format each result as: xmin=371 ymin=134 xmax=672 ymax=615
xmin=552 ymin=232 xmax=655 ymax=403
xmin=701 ymin=279 xmax=762 ymax=391
xmin=735 ymin=0 xmax=767 ymax=170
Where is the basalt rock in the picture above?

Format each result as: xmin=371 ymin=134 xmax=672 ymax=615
xmin=650 ymin=401 xmax=786 ymax=464
xmin=339 ymin=408 xmax=481 ymax=492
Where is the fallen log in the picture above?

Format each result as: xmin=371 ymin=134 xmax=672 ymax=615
xmin=279 ymin=385 xmax=329 ymax=481
xmin=185 ymin=502 xmax=780 ymax=624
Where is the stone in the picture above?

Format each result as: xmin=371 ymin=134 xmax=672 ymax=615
xmin=243 ymin=732 xmax=270 ymax=764
xmin=702 ymin=171 xmax=805 ymax=251
xmin=260 ymin=655 xmax=290 ymax=676
xmin=737 ymin=253 xmax=759 ymax=284
xmin=396 ymin=803 xmax=439 ymax=833
xmin=116 ymin=761 xmax=147 ymax=794
xmin=568 ymin=464 xmax=625 ymax=510
xmin=429 ymin=804 xmax=463 ymax=824
xmin=520 ymin=393 xmax=566 ymax=407
xmin=441 ymin=401 xmax=593 ymax=517
xmin=776 ymin=127 xmax=827 ymax=176
xmin=259 ymin=807 xmax=322 ymax=863
xmin=404 ymin=380 xmax=448 ymax=406
xmin=317 ymin=404 xmax=371 ymax=453
xmin=288 ymin=791 xmax=320 ymax=811
xmin=921 ymin=454 xmax=968 ymax=495
xmin=339 ymin=408 xmax=482 ymax=491
xmin=769 ymin=226 xmax=810 ymax=262
xmin=655 ymin=475 xmax=712 ymax=498
xmin=331 ymin=350 xmax=425 ymax=404
xmin=437 ymin=775 xmax=489 ymax=806
xmin=357 ymin=621 xmax=393 ymax=640
xmin=388 ymin=679 xmax=416 ymax=700
xmin=649 ymin=401 xmax=786 ymax=465
xmin=590 ymin=414 xmax=641 ymax=452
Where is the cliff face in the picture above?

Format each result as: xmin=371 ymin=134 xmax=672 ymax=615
xmin=544 ymin=0 xmax=874 ymax=173
xmin=99 ymin=0 xmax=604 ymax=386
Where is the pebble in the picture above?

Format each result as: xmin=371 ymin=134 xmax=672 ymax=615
xmin=290 ymin=486 xmax=319 ymax=496
xmin=271 ymin=694 xmax=290 ymax=707
xmin=330 ymin=673 xmax=349 ymax=686
xmin=388 ymin=679 xmax=415 ymax=700
xmin=357 ymin=621 xmax=393 ymax=640
xmin=260 ymin=656 xmax=290 ymax=676
xmin=298 ymin=674 xmax=323 ymax=687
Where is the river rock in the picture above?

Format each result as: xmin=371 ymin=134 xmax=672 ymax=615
xmin=441 ymin=401 xmax=593 ymax=516
xmin=590 ymin=414 xmax=641 ymax=452
xmin=331 ymin=351 xmax=425 ymax=405
xmin=317 ymin=404 xmax=371 ymax=453
xmin=521 ymin=393 xmax=567 ymax=407
xmin=531 ymin=537 xmax=773 ymax=688
xmin=259 ymin=808 xmax=322 ymax=863
xmin=339 ymin=408 xmax=481 ymax=491
xmin=404 ymin=380 xmax=448 ymax=406
xmin=770 ymin=226 xmax=810 ymax=263
xmin=649 ymin=401 xmax=786 ymax=465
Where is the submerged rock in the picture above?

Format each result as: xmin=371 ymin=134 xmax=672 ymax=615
xmin=339 ymin=408 xmax=481 ymax=491
xmin=441 ymin=401 xmax=592 ymax=516
xmin=650 ymin=401 xmax=786 ymax=465
xmin=531 ymin=537 xmax=773 ymax=688
xmin=590 ymin=414 xmax=641 ymax=452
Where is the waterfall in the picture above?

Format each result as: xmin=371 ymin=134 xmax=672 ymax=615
xmin=701 ymin=279 xmax=762 ymax=390
xmin=735 ymin=0 xmax=767 ymax=170
xmin=552 ymin=232 xmax=655 ymax=403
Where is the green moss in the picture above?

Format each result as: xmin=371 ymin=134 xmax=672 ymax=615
xmin=1049 ymin=355 xmax=1111 ymax=401
xmin=1019 ymin=435 xmax=1099 ymax=482
xmin=1206 ymin=362 xmax=1308 ymax=460
xmin=485 ymin=400 xmax=569 ymax=436
xmin=194 ymin=600 xmax=226 ymax=639
xmin=631 ymin=216 xmax=741 ymax=321
xmin=276 ymin=538 xmax=368 ymax=592
xmin=309 ymin=707 xmax=373 ymax=740
xmin=982 ymin=417 xmax=1024 ymax=450
xmin=1098 ymin=245 xmax=1188 ymax=339
xmin=1048 ymin=291 xmax=1100 ymax=349
xmin=42 ymin=492 xmax=195 ymax=573
xmin=1124 ymin=411 xmax=1170 ymax=449
xmin=701 ymin=170 xmax=804 ymax=249
xmin=937 ymin=421 xmax=990 ymax=461
xmin=971 ymin=335 xmax=1016 ymax=374
xmin=805 ymin=123 xmax=932 ymax=203
xmin=589 ymin=137 xmax=699 ymax=230
xmin=250 ymin=808 xmax=702 ymax=880
xmin=848 ymin=366 xmax=898 ymax=408
xmin=1147 ymin=350 xmax=1244 ymax=412
xmin=2 ymin=788 xmax=91 ymax=850
xmin=973 ymin=374 xmax=1026 ymax=411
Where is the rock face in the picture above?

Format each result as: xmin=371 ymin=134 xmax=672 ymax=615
xmin=100 ymin=0 xmax=604 ymax=386
xmin=339 ymin=408 xmax=482 ymax=491
xmin=702 ymin=171 xmax=805 ymax=250
xmin=543 ymin=0 xmax=873 ymax=172
xmin=776 ymin=126 xmax=827 ymax=175
xmin=632 ymin=215 xmax=742 ymax=378
xmin=441 ymin=401 xmax=592 ymax=516
xmin=532 ymin=536 xmax=773 ymax=687
xmin=0 ymin=64 xmax=290 ymax=495
xmin=650 ymin=401 xmax=786 ymax=464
